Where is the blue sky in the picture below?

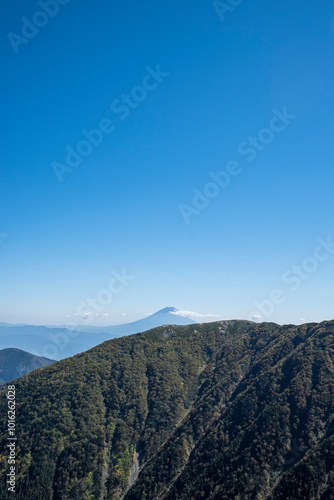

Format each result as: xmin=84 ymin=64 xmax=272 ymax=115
xmin=1 ymin=0 xmax=333 ymax=326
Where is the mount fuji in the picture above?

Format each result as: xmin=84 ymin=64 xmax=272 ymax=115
xmin=0 ymin=308 xmax=196 ymax=360
xmin=75 ymin=307 xmax=196 ymax=334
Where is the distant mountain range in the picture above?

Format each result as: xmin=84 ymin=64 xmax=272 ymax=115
xmin=73 ymin=307 xmax=196 ymax=333
xmin=0 ymin=307 xmax=195 ymax=360
xmin=1 ymin=319 xmax=333 ymax=499
xmin=0 ymin=348 xmax=55 ymax=384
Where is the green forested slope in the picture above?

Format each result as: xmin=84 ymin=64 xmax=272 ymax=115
xmin=0 ymin=320 xmax=333 ymax=499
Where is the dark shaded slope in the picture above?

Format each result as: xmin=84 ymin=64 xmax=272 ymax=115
xmin=127 ymin=321 xmax=334 ymax=500
xmin=0 ymin=348 xmax=55 ymax=384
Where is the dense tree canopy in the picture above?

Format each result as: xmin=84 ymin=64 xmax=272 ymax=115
xmin=0 ymin=320 xmax=333 ymax=499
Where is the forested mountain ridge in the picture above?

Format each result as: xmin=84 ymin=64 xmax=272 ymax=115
xmin=0 ymin=307 xmax=195 ymax=360
xmin=0 ymin=320 xmax=333 ymax=499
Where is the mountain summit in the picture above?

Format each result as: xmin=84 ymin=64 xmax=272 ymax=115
xmin=76 ymin=307 xmax=196 ymax=335
xmin=154 ymin=307 xmax=178 ymax=314
xmin=0 ymin=308 xmax=196 ymax=360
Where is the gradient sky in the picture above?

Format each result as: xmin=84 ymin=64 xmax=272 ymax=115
xmin=1 ymin=0 xmax=333 ymax=326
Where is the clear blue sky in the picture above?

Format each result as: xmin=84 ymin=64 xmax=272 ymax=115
xmin=1 ymin=0 xmax=333 ymax=326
